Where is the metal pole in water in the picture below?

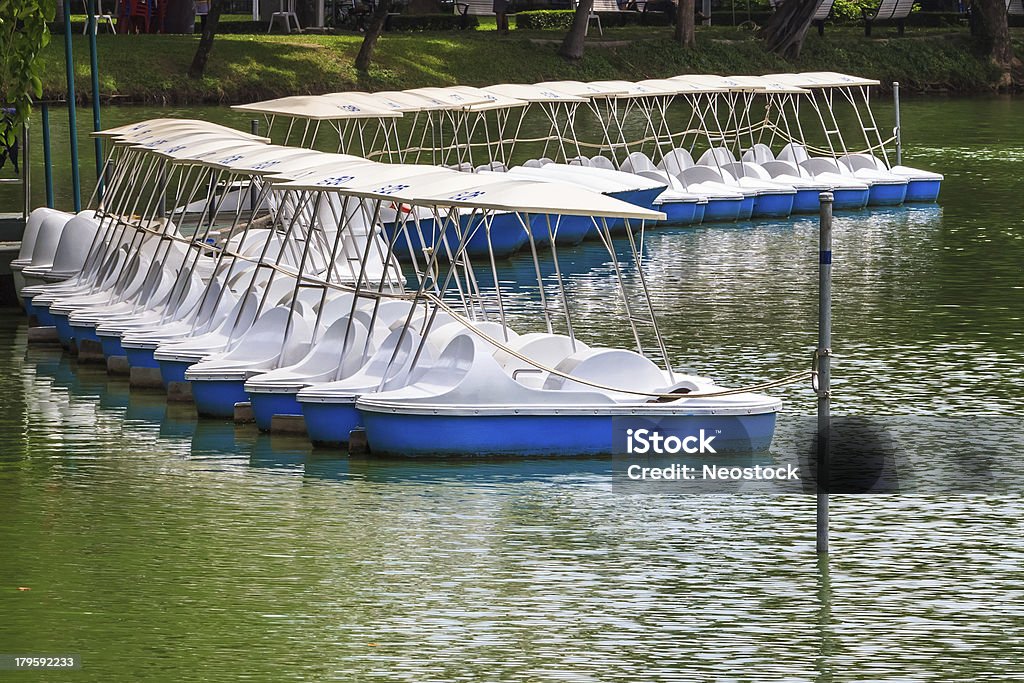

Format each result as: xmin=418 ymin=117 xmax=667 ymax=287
xmin=21 ymin=123 xmax=31 ymax=220
xmin=62 ymin=0 xmax=81 ymax=212
xmin=88 ymin=0 xmax=103 ymax=200
xmin=42 ymin=104 xmax=54 ymax=208
xmin=250 ymin=119 xmax=259 ymax=212
xmin=893 ymin=81 xmax=902 ymax=166
xmin=816 ymin=192 xmax=833 ymax=556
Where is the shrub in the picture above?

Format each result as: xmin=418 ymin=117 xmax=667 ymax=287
xmin=515 ymin=9 xmax=575 ymax=30
xmin=387 ymin=13 xmax=478 ymax=31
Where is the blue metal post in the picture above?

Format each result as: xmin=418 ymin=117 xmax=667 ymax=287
xmin=62 ymin=0 xmax=81 ymax=212
xmin=88 ymin=0 xmax=103 ymax=200
xmin=42 ymin=104 xmax=54 ymax=208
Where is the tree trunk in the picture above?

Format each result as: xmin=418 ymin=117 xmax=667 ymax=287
xmin=189 ymin=0 xmax=224 ymax=79
xmin=355 ymin=0 xmax=393 ymax=72
xmin=674 ymin=0 xmax=695 ymax=48
xmin=972 ymin=0 xmax=1017 ymax=88
xmin=163 ymin=0 xmax=197 ymax=34
xmin=762 ymin=0 xmax=818 ymax=59
xmin=558 ymin=0 xmax=594 ymax=61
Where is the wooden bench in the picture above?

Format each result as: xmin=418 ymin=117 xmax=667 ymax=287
xmin=862 ymin=0 xmax=915 ymax=36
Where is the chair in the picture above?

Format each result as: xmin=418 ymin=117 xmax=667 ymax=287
xmin=584 ymin=0 xmax=640 ymax=37
xmin=454 ymin=0 xmax=496 ymax=29
xmin=862 ymin=0 xmax=915 ymax=36
xmin=1009 ymin=0 xmax=1024 ymax=16
xmin=268 ymin=0 xmax=303 ymax=33
xmin=81 ymin=0 xmax=116 ymax=34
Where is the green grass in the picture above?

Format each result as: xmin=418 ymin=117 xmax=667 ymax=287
xmin=39 ymin=24 xmax=1021 ymax=104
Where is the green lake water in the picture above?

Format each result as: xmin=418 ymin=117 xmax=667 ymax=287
xmin=0 ymin=98 xmax=1022 ymax=681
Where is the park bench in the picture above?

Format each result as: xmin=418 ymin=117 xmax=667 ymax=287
xmin=1009 ymin=0 xmax=1024 ymax=16
xmin=862 ymin=0 xmax=915 ymax=36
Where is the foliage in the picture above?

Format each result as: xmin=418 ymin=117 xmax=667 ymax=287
xmin=516 ymin=9 xmax=575 ymax=30
xmin=387 ymin=13 xmax=479 ymax=31
xmin=0 ymin=0 xmax=54 ymax=145
xmin=831 ymin=0 xmax=875 ymax=22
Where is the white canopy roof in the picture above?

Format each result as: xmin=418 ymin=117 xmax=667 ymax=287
xmin=271 ymin=162 xmax=454 ymax=192
xmin=96 ymin=119 xmax=270 ymax=142
xmin=374 ymin=90 xmax=461 ymax=112
xmin=535 ymin=80 xmax=625 ymax=98
xmin=588 ymin=80 xmax=680 ymax=98
xmin=232 ymin=95 xmax=402 ymax=120
xmin=769 ymin=72 xmax=881 ymax=88
xmin=484 ymin=83 xmax=589 ymax=104
xmin=405 ymin=86 xmax=492 ymax=108
xmin=724 ymin=75 xmax=810 ymax=94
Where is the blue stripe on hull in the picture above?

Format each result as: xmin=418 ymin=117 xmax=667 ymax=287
xmin=36 ymin=305 xmax=55 ymax=326
xmin=904 ymin=179 xmax=941 ymax=203
xmin=659 ymin=201 xmax=701 ymax=225
xmin=737 ymin=196 xmax=755 ymax=220
xmin=702 ymin=198 xmax=742 ymax=223
xmin=301 ymin=401 xmax=362 ymax=447
xmin=791 ymin=189 xmax=822 ymax=214
xmin=250 ymin=392 xmax=302 ymax=432
xmin=191 ymin=379 xmax=248 ymax=419
xmin=159 ymin=359 xmax=193 ymax=386
xmin=99 ymin=333 xmax=125 ymax=358
xmin=535 ymin=214 xmax=591 ymax=247
xmin=832 ymin=188 xmax=870 ymax=210
xmin=126 ymin=347 xmax=159 ymax=369
xmin=53 ymin=314 xmax=75 ymax=345
xmin=360 ymin=411 xmax=777 ymax=457
xmin=70 ymin=324 xmax=100 ymax=343
xmin=867 ymin=182 xmax=908 ymax=206
xmin=692 ymin=202 xmax=706 ymax=224
xmin=752 ymin=194 xmax=794 ymax=219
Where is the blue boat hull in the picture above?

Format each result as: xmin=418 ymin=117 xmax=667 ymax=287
xmin=659 ymin=201 xmax=702 ymax=226
xmin=867 ymin=182 xmax=908 ymax=206
xmin=126 ymin=346 xmax=159 ymax=369
xmin=702 ymin=198 xmax=743 ymax=223
xmin=191 ymin=379 xmax=248 ymax=419
xmin=752 ymin=193 xmax=794 ymax=219
xmin=159 ymin=359 xmax=194 ymax=386
xmin=534 ymin=214 xmax=591 ymax=247
xmin=791 ymin=189 xmax=822 ymax=214
xmin=99 ymin=333 xmax=125 ymax=358
xmin=904 ymin=178 xmax=941 ymax=203
xmin=301 ymin=401 xmax=362 ymax=447
xmin=359 ymin=411 xmax=777 ymax=457
xmin=70 ymin=323 xmax=100 ymax=344
xmin=832 ymin=188 xmax=870 ymax=210
xmin=53 ymin=313 xmax=75 ymax=345
xmin=385 ymin=213 xmax=528 ymax=261
xmin=249 ymin=391 xmax=302 ymax=432
xmin=737 ymin=196 xmax=755 ymax=220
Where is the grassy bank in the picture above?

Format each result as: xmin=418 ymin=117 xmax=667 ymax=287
xmin=40 ymin=21 xmax=1023 ymax=105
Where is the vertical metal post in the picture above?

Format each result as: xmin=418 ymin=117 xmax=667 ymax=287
xmin=892 ymin=82 xmax=901 ymax=166
xmin=42 ymin=104 xmax=54 ymax=208
xmin=88 ymin=0 xmax=103 ymax=200
xmin=816 ymin=192 xmax=833 ymax=556
xmin=62 ymin=0 xmax=82 ymax=212
xmin=21 ymin=124 xmax=31 ymax=220
xmin=249 ymin=119 xmax=259 ymax=212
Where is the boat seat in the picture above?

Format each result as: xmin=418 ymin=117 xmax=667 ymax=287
xmin=542 ymin=348 xmax=668 ymax=400
xmin=778 ymin=142 xmax=810 ymax=165
xmin=801 ymin=158 xmax=846 ymax=177
xmin=522 ymin=159 xmax=544 ymax=168
xmin=658 ymin=148 xmax=695 ymax=176
xmin=637 ymin=169 xmax=686 ymax=192
xmin=698 ymin=147 xmax=737 ymax=168
xmin=589 ymin=155 xmax=616 ymax=170
xmin=742 ymin=143 xmax=776 ymax=165
xmin=680 ymin=165 xmax=730 ymax=186
xmin=620 ymin=151 xmax=656 ymax=174
xmin=761 ymin=160 xmax=804 ymax=179
xmin=495 ymin=333 xmax=590 ymax=388
xmin=246 ymin=316 xmax=373 ymax=389
xmin=475 ymin=161 xmax=507 ymax=173
xmin=566 ymin=156 xmax=591 ymax=167
xmin=425 ymin=320 xmax=518 ymax=357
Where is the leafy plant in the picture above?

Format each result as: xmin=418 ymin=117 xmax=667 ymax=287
xmin=0 ymin=0 xmax=54 ymax=145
